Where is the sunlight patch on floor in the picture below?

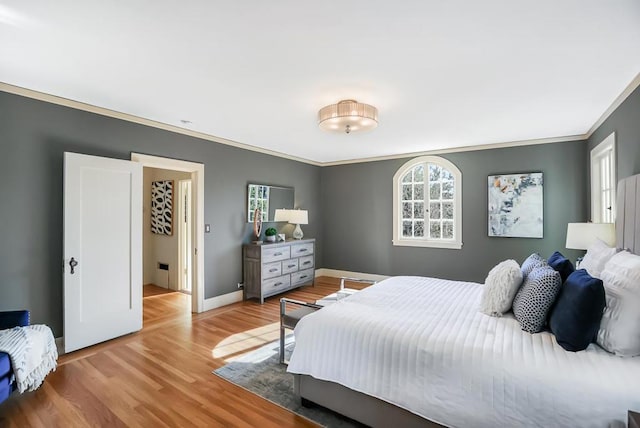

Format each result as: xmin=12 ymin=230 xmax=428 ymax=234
xmin=212 ymin=322 xmax=281 ymax=361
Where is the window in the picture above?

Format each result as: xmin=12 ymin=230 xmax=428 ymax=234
xmin=393 ymin=156 xmax=462 ymax=249
xmin=590 ymin=132 xmax=616 ymax=223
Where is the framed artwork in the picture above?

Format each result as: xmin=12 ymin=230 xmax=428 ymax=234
xmin=151 ymin=180 xmax=174 ymax=235
xmin=488 ymin=172 xmax=543 ymax=238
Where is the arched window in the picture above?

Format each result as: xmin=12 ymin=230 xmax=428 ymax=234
xmin=393 ymin=156 xmax=462 ymax=249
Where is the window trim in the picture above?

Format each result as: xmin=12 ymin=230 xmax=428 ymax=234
xmin=392 ymin=155 xmax=463 ymax=249
xmin=590 ymin=132 xmax=616 ymax=223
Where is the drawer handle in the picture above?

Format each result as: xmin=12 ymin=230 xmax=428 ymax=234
xmin=274 ymin=252 xmax=283 ymax=256
xmin=269 ymin=268 xmax=278 ymax=273
xmin=287 ymin=264 xmax=296 ymax=268
xmin=300 ymin=275 xmax=308 ymax=279
xmin=303 ymin=261 xmax=311 ymax=265
xmin=274 ymin=282 xmax=283 ymax=287
xmin=299 ymin=249 xmax=308 ymax=253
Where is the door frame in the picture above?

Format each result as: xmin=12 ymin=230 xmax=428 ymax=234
xmin=177 ymin=179 xmax=193 ymax=293
xmin=131 ymin=153 xmax=205 ymax=313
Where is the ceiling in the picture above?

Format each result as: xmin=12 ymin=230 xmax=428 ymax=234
xmin=1 ymin=1 xmax=639 ymax=164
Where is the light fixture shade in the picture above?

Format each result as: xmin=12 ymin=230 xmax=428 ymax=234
xmin=273 ymin=209 xmax=290 ymax=222
xmin=566 ymin=223 xmax=616 ymax=250
xmin=318 ymin=99 xmax=378 ymax=134
xmin=288 ymin=209 xmax=308 ymax=225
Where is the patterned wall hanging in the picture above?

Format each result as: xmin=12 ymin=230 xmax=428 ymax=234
xmin=151 ymin=180 xmax=174 ymax=235
xmin=488 ymin=172 xmax=543 ymax=238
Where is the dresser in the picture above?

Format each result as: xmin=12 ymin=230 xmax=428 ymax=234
xmin=243 ymin=238 xmax=315 ymax=303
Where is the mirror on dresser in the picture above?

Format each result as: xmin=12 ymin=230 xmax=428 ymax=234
xmin=247 ymin=184 xmax=294 ymax=222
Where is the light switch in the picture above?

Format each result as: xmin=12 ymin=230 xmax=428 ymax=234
xmin=205 ymin=224 xmax=211 ymax=233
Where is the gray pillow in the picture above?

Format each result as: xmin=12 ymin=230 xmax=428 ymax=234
xmin=512 ymin=265 xmax=562 ymax=333
xmin=521 ymin=253 xmax=547 ymax=280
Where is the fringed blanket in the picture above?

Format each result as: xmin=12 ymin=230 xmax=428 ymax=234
xmin=0 ymin=324 xmax=58 ymax=393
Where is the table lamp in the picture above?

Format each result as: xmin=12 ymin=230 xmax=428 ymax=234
xmin=288 ymin=209 xmax=308 ymax=240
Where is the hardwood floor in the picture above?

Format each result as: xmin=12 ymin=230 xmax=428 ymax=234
xmin=0 ymin=277 xmax=365 ymax=427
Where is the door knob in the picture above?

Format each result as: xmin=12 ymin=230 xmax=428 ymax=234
xmin=69 ymin=257 xmax=78 ymax=274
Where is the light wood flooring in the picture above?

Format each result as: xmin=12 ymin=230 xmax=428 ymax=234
xmin=0 ymin=277 xmax=367 ymax=427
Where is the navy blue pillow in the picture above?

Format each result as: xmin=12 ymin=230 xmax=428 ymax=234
xmin=549 ymin=269 xmax=606 ymax=352
xmin=548 ymin=251 xmax=575 ymax=283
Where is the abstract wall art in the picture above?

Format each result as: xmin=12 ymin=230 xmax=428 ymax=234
xmin=488 ymin=172 xmax=543 ymax=238
xmin=151 ymin=180 xmax=174 ymax=235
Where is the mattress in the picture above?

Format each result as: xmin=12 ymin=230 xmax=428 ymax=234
xmin=287 ymin=276 xmax=640 ymax=428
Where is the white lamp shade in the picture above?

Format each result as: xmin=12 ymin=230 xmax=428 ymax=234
xmin=288 ymin=209 xmax=308 ymax=225
xmin=566 ymin=223 xmax=616 ymax=250
xmin=273 ymin=209 xmax=290 ymax=222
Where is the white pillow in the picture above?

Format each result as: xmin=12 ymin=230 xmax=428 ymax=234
xmin=580 ymin=238 xmax=617 ymax=278
xmin=596 ymin=251 xmax=640 ymax=356
xmin=480 ymin=260 xmax=523 ymax=317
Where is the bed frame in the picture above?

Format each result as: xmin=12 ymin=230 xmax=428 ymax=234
xmin=293 ymin=173 xmax=640 ymax=428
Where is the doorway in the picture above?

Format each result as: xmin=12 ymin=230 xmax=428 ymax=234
xmin=132 ymin=153 xmax=205 ymax=313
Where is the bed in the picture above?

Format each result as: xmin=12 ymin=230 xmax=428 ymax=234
xmin=286 ymin=174 xmax=640 ymax=428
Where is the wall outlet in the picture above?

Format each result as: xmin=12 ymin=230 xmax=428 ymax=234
xmin=237 ymin=282 xmax=244 ymax=289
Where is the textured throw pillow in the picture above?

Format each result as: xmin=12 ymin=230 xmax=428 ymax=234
xmin=521 ymin=253 xmax=547 ymax=280
xmin=479 ymin=260 xmax=523 ymax=317
xmin=512 ymin=265 xmax=562 ymax=333
xmin=580 ymin=239 xmax=617 ymax=279
xmin=596 ymin=251 xmax=640 ymax=356
xmin=547 ymin=251 xmax=575 ymax=283
xmin=549 ymin=270 xmax=605 ymax=352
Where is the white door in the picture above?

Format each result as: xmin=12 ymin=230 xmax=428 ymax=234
xmin=178 ymin=179 xmax=193 ymax=293
xmin=63 ymin=152 xmax=142 ymax=353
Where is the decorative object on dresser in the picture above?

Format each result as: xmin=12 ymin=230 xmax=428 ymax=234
xmin=264 ymin=227 xmax=277 ymax=242
xmin=243 ymin=238 xmax=315 ymax=303
xmin=247 ymin=184 xmax=294 ymax=222
xmin=252 ymin=208 xmax=263 ymax=243
xmin=288 ymin=209 xmax=308 ymax=240
xmin=488 ymin=172 xmax=543 ymax=238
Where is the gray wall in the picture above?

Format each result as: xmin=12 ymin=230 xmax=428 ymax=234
xmin=320 ymin=141 xmax=588 ymax=283
xmin=0 ymin=91 xmax=321 ymax=335
xmin=588 ymin=84 xmax=640 ymax=183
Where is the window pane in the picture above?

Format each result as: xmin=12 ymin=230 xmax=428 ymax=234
xmin=442 ymin=202 xmax=454 ymax=220
xmin=414 ymin=165 xmax=424 ymax=182
xmin=414 ymin=221 xmax=424 ymax=237
xmin=402 ymin=221 xmax=413 ymax=237
xmin=429 ymin=183 xmax=440 ymax=200
xmin=442 ymin=181 xmax=454 ymax=200
xmin=429 ymin=164 xmax=441 ymax=182
xmin=402 ymin=171 xmax=412 ymax=183
xmin=403 ymin=184 xmax=413 ymax=200
xmin=443 ymin=222 xmax=454 ymax=239
xmin=414 ymin=202 xmax=424 ymax=219
xmin=414 ymin=184 xmax=424 ymax=200
xmin=430 ymin=221 xmax=441 ymax=238
xmin=441 ymin=168 xmax=454 ymax=181
xmin=402 ymin=202 xmax=412 ymax=219
xmin=429 ymin=202 xmax=441 ymax=219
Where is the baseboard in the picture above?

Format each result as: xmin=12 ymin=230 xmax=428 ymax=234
xmin=314 ymin=268 xmax=390 ymax=282
xmin=202 ymin=290 xmax=243 ymax=312
xmin=55 ymin=337 xmax=65 ymax=356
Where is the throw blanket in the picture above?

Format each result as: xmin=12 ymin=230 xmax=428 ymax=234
xmin=0 ymin=325 xmax=58 ymax=393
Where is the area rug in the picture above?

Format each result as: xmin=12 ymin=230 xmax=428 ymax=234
xmin=213 ymin=338 xmax=363 ymax=428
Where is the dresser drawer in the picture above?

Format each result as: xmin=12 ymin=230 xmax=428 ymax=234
xmin=282 ymin=259 xmax=299 ymax=274
xmin=262 ymin=246 xmax=290 ymax=263
xmin=262 ymin=261 xmax=282 ymax=279
xmin=291 ymin=242 xmax=313 ymax=257
xmin=263 ymin=275 xmax=291 ymax=295
xmin=291 ymin=268 xmax=314 ymax=286
xmin=299 ymin=255 xmax=314 ymax=270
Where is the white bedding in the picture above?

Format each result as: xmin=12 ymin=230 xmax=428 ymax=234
xmin=287 ymin=276 xmax=640 ymax=428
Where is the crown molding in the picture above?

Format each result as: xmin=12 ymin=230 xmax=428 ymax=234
xmin=3 ymin=73 xmax=639 ymax=167
xmin=585 ymin=72 xmax=640 ymax=139
xmin=0 ymin=82 xmax=323 ymax=167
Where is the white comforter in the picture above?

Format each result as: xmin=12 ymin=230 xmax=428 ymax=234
xmin=287 ymin=276 xmax=640 ymax=428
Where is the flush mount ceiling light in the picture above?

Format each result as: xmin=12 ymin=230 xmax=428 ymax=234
xmin=318 ymin=99 xmax=378 ymax=134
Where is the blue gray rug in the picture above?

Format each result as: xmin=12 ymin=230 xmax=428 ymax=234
xmin=213 ymin=338 xmax=363 ymax=428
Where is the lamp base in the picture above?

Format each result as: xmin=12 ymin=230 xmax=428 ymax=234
xmin=292 ymin=224 xmax=304 ymax=240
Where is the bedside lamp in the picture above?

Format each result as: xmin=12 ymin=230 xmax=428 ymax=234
xmin=566 ymin=222 xmax=615 ymax=266
xmin=288 ymin=209 xmax=308 ymax=240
